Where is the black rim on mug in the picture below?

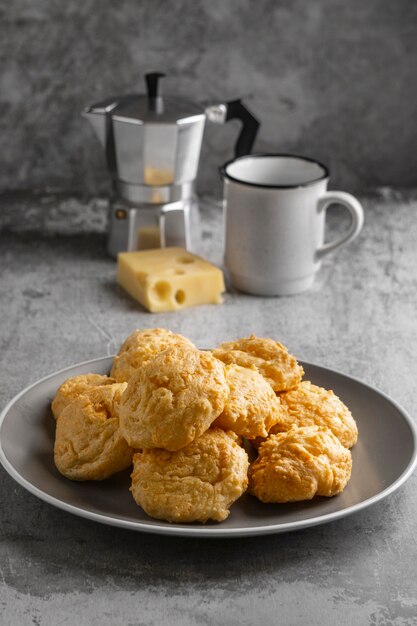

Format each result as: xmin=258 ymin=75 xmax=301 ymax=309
xmin=220 ymin=153 xmax=330 ymax=190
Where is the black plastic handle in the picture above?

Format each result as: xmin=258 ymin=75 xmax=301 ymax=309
xmin=145 ymin=72 xmax=165 ymax=99
xmin=226 ymin=100 xmax=260 ymax=158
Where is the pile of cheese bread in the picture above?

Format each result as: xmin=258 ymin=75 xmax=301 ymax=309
xmin=52 ymin=328 xmax=358 ymax=524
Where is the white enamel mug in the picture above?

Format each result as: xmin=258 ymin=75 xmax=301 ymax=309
xmin=221 ymin=154 xmax=364 ymax=296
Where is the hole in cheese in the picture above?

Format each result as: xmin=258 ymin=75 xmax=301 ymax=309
xmin=161 ymin=268 xmax=185 ymax=276
xmin=152 ymin=281 xmax=171 ymax=300
xmin=177 ymin=256 xmax=195 ymax=264
xmin=136 ymin=272 xmax=148 ymax=286
xmin=175 ymin=289 xmax=186 ymax=304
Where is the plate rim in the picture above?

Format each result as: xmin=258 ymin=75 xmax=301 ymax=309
xmin=1 ymin=355 xmax=416 ymax=538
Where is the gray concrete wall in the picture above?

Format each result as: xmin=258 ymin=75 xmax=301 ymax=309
xmin=2 ymin=0 xmax=417 ymax=197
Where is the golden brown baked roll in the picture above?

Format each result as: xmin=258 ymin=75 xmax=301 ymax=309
xmin=130 ymin=428 xmax=249 ymax=522
xmin=110 ymin=327 xmax=194 ymax=383
xmin=214 ymin=364 xmax=286 ymax=438
xmin=51 ymin=373 xmax=115 ymax=419
xmin=249 ymin=425 xmax=352 ymax=503
xmin=54 ymin=382 xmax=133 ymax=481
xmin=272 ymin=381 xmax=358 ymax=448
xmin=119 ymin=345 xmax=228 ymax=451
xmin=212 ymin=335 xmax=303 ymax=392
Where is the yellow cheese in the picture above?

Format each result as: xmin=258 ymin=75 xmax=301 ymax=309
xmin=117 ymin=247 xmax=225 ymax=313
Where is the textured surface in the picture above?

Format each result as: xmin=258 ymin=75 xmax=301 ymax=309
xmin=272 ymin=380 xmax=359 ymax=449
xmin=119 ymin=345 xmax=228 ymax=450
xmin=51 ymin=373 xmax=115 ymax=419
xmin=2 ymin=0 xmax=417 ymax=196
xmin=54 ymin=382 xmax=132 ymax=481
xmin=214 ymin=364 xmax=283 ymax=438
xmin=249 ymin=426 xmax=352 ymax=503
xmin=213 ymin=335 xmax=304 ymax=392
xmin=110 ymin=327 xmax=194 ymax=383
xmin=131 ymin=428 xmax=249 ymax=523
xmin=1 ymin=191 xmax=417 ymax=624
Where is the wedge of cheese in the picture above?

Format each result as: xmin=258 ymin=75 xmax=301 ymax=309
xmin=117 ymin=247 xmax=225 ymax=313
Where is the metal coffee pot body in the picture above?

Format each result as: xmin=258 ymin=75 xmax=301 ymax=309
xmin=84 ymin=72 xmax=259 ymax=258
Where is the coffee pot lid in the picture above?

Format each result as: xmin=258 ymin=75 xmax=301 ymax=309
xmin=87 ymin=72 xmax=204 ymax=125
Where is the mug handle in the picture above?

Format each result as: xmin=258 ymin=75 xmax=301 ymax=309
xmin=316 ymin=191 xmax=364 ymax=258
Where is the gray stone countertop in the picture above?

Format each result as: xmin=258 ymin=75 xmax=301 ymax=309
xmin=1 ymin=190 xmax=416 ymax=625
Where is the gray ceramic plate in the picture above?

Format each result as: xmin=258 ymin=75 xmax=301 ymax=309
xmin=1 ymin=356 xmax=416 ymax=538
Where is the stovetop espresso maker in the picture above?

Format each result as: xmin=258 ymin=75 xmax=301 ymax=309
xmin=84 ymin=72 xmax=259 ymax=258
